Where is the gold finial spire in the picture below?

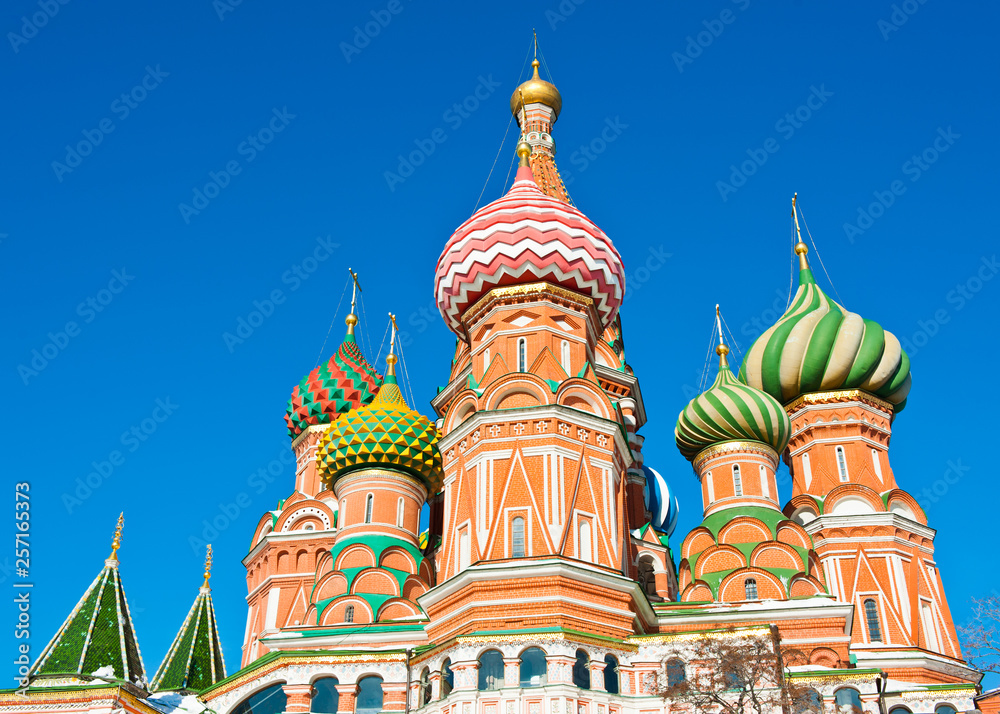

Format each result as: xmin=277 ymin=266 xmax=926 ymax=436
xmin=386 ymin=312 xmax=398 ymax=376
xmin=509 ymin=32 xmax=562 ymax=120
xmin=202 ymin=544 xmax=213 ymax=589
xmin=108 ymin=512 xmax=124 ymax=561
xmin=715 ymin=305 xmax=730 ymax=367
xmin=346 ymin=269 xmax=362 ymax=335
xmin=792 ymin=193 xmax=810 ymax=270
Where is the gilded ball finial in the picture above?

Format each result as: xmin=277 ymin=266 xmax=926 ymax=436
xmin=516 ymin=140 xmax=531 ymax=167
xmin=794 ymin=242 xmax=809 ymax=256
xmin=716 ymin=344 xmax=729 ymax=356
xmin=345 ymin=312 xmax=359 ymax=336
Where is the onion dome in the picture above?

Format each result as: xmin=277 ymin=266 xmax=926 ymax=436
xmin=284 ymin=313 xmax=382 ymax=438
xmin=643 ymin=466 xmax=680 ymax=536
xmin=739 ymin=242 xmax=911 ymax=411
xmin=435 ymin=145 xmax=625 ymax=335
xmin=676 ymin=344 xmax=791 ymax=462
xmin=510 ymin=58 xmax=562 ymax=119
xmin=316 ymin=354 xmax=442 ymax=493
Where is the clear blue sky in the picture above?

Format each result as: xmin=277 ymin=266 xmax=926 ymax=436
xmin=3 ymin=0 xmax=998 ymax=685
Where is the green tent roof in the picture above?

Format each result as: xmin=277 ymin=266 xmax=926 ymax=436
xmin=151 ymin=586 xmax=226 ymax=693
xmin=30 ymin=559 xmax=145 ymax=684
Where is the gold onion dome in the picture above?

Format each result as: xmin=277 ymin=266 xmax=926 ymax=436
xmin=315 ymin=366 xmax=442 ymax=494
xmin=510 ymin=59 xmax=562 ymax=119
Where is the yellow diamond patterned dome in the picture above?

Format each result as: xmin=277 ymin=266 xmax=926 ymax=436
xmin=316 ymin=374 xmax=442 ymax=493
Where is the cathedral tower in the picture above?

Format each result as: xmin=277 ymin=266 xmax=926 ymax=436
xmin=740 ymin=202 xmax=969 ymax=682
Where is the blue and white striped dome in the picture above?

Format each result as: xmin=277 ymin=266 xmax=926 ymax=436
xmin=643 ymin=466 xmax=679 ymax=536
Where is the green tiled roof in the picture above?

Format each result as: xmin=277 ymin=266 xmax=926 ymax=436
xmin=30 ymin=559 xmax=145 ymax=684
xmin=151 ymin=587 xmax=226 ymax=693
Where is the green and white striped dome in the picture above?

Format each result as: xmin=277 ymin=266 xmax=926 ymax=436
xmin=675 ymin=348 xmax=791 ymax=462
xmin=738 ymin=244 xmax=911 ymax=411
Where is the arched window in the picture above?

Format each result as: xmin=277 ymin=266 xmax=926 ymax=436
xmin=484 ymin=347 xmax=490 ymax=371
xmin=344 ymin=604 xmax=354 ymax=623
xmin=232 ymin=684 xmax=287 ymax=714
xmin=733 ymin=464 xmax=743 ymax=496
xmin=419 ymin=667 xmax=431 ymax=705
xmin=440 ymin=659 xmax=454 ymax=697
xmin=340 ymin=499 xmax=347 ymax=525
xmin=935 ymin=705 xmax=957 ymax=714
xmin=794 ymin=688 xmax=823 ymax=714
xmin=396 ymin=498 xmax=404 ymax=528
xmin=355 ymin=676 xmax=383 ymax=714
xmin=889 ymin=708 xmax=912 ymax=714
xmin=365 ymin=494 xmax=374 ymax=524
xmin=872 ymin=448 xmax=883 ymax=480
xmin=666 ymin=658 xmax=686 ymax=687
xmin=834 ymin=687 xmax=863 ymax=714
xmin=578 ymin=520 xmax=592 ymax=562
xmin=311 ymin=678 xmax=340 ymax=714
xmin=478 ymin=650 xmax=504 ymax=691
xmin=459 ymin=529 xmax=470 ymax=570
xmin=638 ymin=555 xmax=656 ymax=596
xmin=519 ymin=647 xmax=547 ymax=687
xmin=801 ymin=452 xmax=813 ymax=487
xmin=518 ymin=338 xmax=527 ymax=372
xmin=864 ymin=598 xmax=882 ymax=642
xmin=512 ymin=517 xmax=525 ymax=557
xmin=836 ymin=446 xmax=849 ymax=482
xmin=759 ymin=464 xmax=769 ymax=498
xmin=603 ymin=655 xmax=619 ymax=694
xmin=745 ymin=577 xmax=758 ymax=600
xmin=723 ymin=671 xmax=744 ymax=690
xmin=561 ymin=340 xmax=570 ymax=373
xmin=572 ymin=649 xmax=590 ymax=689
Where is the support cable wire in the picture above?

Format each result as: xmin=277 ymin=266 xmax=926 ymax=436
xmin=313 ymin=278 xmax=350 ymax=367
xmin=397 ymin=340 xmax=418 ymax=408
xmin=787 ymin=216 xmax=795 ymax=311
xmin=358 ymin=290 xmax=378 ymax=367
xmin=473 ymin=37 xmax=534 ymax=211
xmin=797 ymin=203 xmax=845 ymax=305
xmin=698 ymin=318 xmax=718 ymax=393
xmin=374 ymin=320 xmax=392 ymax=369
xmin=719 ymin=312 xmax=744 ymax=371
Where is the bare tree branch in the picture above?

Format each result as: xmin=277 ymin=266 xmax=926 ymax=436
xmin=656 ymin=627 xmax=820 ymax=714
xmin=958 ymin=596 xmax=1000 ymax=675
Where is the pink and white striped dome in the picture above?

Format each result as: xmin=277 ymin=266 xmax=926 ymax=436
xmin=435 ymin=166 xmax=625 ymax=335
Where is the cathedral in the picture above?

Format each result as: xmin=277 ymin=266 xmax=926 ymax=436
xmin=2 ymin=49 xmax=984 ymax=714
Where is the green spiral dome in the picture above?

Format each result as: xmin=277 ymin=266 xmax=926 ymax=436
xmin=675 ymin=350 xmax=791 ymax=462
xmin=739 ymin=250 xmax=911 ymax=411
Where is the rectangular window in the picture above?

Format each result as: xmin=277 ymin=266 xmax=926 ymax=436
xmin=459 ymin=528 xmax=471 ymax=571
xmin=733 ymin=464 xmax=743 ymax=496
xmin=872 ymin=449 xmax=884 ymax=482
xmin=512 ymin=516 xmax=526 ymax=557
xmin=836 ymin=446 xmax=849 ymax=482
xmin=802 ymin=452 xmax=813 ymax=489
xmin=759 ymin=464 xmax=769 ymax=499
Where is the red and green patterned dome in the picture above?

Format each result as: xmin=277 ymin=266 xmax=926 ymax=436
xmin=284 ymin=318 xmax=382 ymax=438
